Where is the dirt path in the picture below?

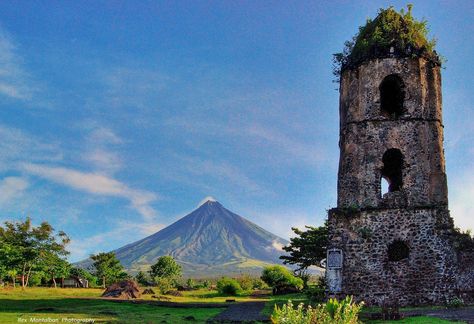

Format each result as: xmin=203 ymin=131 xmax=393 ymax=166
xmin=208 ymin=301 xmax=269 ymax=323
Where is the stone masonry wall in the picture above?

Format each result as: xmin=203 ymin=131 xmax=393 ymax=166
xmin=328 ymin=206 xmax=459 ymax=306
xmin=337 ymin=57 xmax=447 ymax=209
xmin=329 ymin=56 xmax=474 ymax=306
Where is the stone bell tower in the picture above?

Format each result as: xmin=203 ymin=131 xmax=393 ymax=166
xmin=325 ymin=8 xmax=471 ymax=306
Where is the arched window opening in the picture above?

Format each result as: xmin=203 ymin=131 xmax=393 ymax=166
xmin=381 ymin=177 xmax=390 ymax=196
xmin=380 ymin=74 xmax=405 ymax=118
xmin=381 ymin=148 xmax=404 ymax=193
xmin=388 ymin=240 xmax=409 ymax=261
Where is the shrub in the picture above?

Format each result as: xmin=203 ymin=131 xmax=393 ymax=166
xmin=237 ymin=274 xmax=253 ymax=291
xmin=271 ymin=296 xmax=364 ymax=324
xmin=28 ymin=272 xmax=44 ymax=287
xmin=333 ymin=5 xmax=441 ymax=79
xmin=305 ymin=276 xmax=326 ymax=302
xmin=135 ymin=271 xmax=151 ymax=286
xmin=261 ymin=265 xmax=303 ymax=294
xmin=186 ymin=278 xmax=195 ymax=289
xmin=202 ymin=279 xmax=211 ymax=289
xmin=154 ymin=277 xmax=173 ymax=294
xmin=271 ymin=300 xmax=312 ymax=324
xmin=252 ymin=278 xmax=268 ymax=290
xmin=216 ymin=277 xmax=242 ymax=296
xmin=447 ymin=297 xmax=465 ymax=308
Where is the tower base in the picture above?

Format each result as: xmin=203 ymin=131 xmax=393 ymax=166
xmin=327 ymin=206 xmax=474 ymax=306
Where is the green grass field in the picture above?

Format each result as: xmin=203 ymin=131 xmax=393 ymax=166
xmin=367 ymin=317 xmax=466 ymax=323
xmin=0 ymin=287 xmax=468 ymax=324
xmin=0 ymin=287 xmax=224 ymax=323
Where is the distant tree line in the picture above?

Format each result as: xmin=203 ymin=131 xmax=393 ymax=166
xmin=0 ymin=217 xmax=130 ymax=288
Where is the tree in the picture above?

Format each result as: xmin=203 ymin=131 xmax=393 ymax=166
xmin=41 ymin=253 xmax=71 ymax=288
xmin=149 ymin=256 xmax=182 ymax=282
xmin=135 ymin=271 xmax=151 ymax=286
xmin=261 ymin=265 xmax=303 ymax=294
xmin=91 ymin=252 xmax=127 ymax=288
xmin=280 ymin=221 xmax=328 ymax=272
xmin=0 ymin=217 xmax=70 ymax=288
xmin=70 ymin=267 xmax=98 ymax=287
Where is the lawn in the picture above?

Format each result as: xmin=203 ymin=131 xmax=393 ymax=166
xmin=1 ymin=287 xmax=469 ymax=324
xmin=366 ymin=316 xmax=466 ymax=323
xmin=0 ymin=287 xmax=224 ymax=323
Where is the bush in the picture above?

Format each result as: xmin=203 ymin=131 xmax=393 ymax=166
xmin=154 ymin=277 xmax=173 ymax=294
xmin=28 ymin=272 xmax=44 ymax=286
xmin=261 ymin=265 xmax=303 ymax=294
xmin=135 ymin=271 xmax=152 ymax=286
xmin=186 ymin=278 xmax=195 ymax=289
xmin=447 ymin=297 xmax=465 ymax=308
xmin=252 ymin=278 xmax=268 ymax=290
xmin=216 ymin=277 xmax=242 ymax=296
xmin=271 ymin=296 xmax=364 ymax=324
xmin=237 ymin=274 xmax=253 ymax=291
xmin=202 ymin=279 xmax=211 ymax=289
xmin=305 ymin=276 xmax=326 ymax=302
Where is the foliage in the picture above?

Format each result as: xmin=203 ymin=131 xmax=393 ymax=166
xmin=28 ymin=271 xmax=44 ymax=286
xmin=0 ymin=217 xmax=70 ymax=288
xmin=280 ymin=222 xmax=328 ymax=271
xmin=271 ymin=300 xmax=312 ymax=324
xmin=40 ymin=253 xmax=71 ymax=288
xmin=216 ymin=277 xmax=242 ymax=296
xmin=70 ymin=267 xmax=99 ymax=287
xmin=202 ymin=279 xmax=211 ymax=289
xmin=357 ymin=227 xmax=373 ymax=239
xmin=446 ymin=297 xmax=464 ymax=308
xmin=261 ymin=265 xmax=304 ymax=293
xmin=186 ymin=278 xmax=195 ymax=289
xmin=451 ymin=228 xmax=474 ymax=251
xmin=149 ymin=256 xmax=182 ymax=283
xmin=90 ymin=252 xmax=127 ymax=288
xmin=134 ymin=271 xmax=151 ymax=286
xmin=252 ymin=277 xmax=269 ymax=289
xmin=333 ymin=5 xmax=440 ymax=78
xmin=305 ymin=276 xmax=326 ymax=303
xmin=155 ymin=277 xmax=174 ymax=294
xmin=271 ymin=296 xmax=364 ymax=324
xmin=236 ymin=274 xmax=253 ymax=291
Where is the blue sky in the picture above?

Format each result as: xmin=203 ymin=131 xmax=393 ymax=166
xmin=0 ymin=1 xmax=472 ymax=262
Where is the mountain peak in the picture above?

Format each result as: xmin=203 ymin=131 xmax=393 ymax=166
xmin=77 ymin=197 xmax=289 ymax=277
xmin=197 ymin=196 xmax=218 ymax=207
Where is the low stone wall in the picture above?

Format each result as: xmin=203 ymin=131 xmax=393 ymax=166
xmin=456 ymin=250 xmax=474 ymax=303
xmin=327 ymin=206 xmax=469 ymax=306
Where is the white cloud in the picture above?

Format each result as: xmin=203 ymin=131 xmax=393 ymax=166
xmin=0 ymin=177 xmax=29 ymax=206
xmin=0 ymin=124 xmax=62 ymax=171
xmin=272 ymin=240 xmax=284 ymax=251
xmin=0 ymin=27 xmax=35 ymax=100
xmin=84 ymin=149 xmax=122 ymax=174
xmin=87 ymin=126 xmax=123 ymax=145
xmin=21 ymin=163 xmax=158 ymax=220
xmin=197 ymin=196 xmax=217 ymax=207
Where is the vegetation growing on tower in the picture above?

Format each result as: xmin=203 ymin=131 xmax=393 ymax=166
xmin=333 ymin=5 xmax=441 ymax=76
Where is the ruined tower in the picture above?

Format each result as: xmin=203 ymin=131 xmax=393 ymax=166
xmin=326 ymin=8 xmax=473 ymax=306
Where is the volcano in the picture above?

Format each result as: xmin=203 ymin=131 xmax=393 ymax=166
xmin=79 ymin=199 xmax=288 ymax=277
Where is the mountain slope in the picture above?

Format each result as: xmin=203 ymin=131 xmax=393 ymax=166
xmin=79 ymin=200 xmax=288 ymax=276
